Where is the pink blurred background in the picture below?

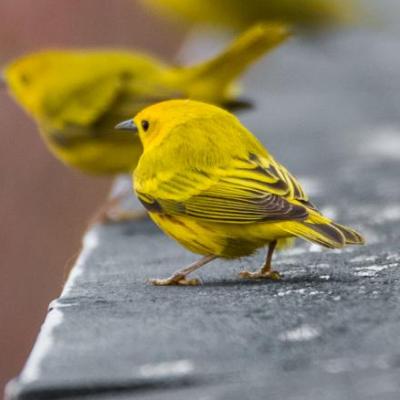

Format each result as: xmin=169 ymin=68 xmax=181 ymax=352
xmin=0 ymin=1 xmax=182 ymax=395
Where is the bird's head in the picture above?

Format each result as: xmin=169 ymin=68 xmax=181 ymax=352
xmin=4 ymin=50 xmax=125 ymax=127
xmin=115 ymin=99 xmax=235 ymax=150
xmin=3 ymin=51 xmax=60 ymax=118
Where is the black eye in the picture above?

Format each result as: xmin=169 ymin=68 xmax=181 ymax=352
xmin=20 ymin=74 xmax=30 ymax=85
xmin=141 ymin=120 xmax=149 ymax=132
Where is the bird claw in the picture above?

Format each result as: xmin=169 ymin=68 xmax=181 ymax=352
xmin=239 ymin=270 xmax=282 ymax=281
xmin=149 ymin=276 xmax=202 ymax=286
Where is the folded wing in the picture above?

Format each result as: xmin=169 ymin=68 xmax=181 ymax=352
xmin=137 ymin=151 xmax=310 ymax=224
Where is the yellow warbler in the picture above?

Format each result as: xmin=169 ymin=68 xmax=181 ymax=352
xmin=141 ymin=0 xmax=357 ymax=30
xmin=4 ymin=23 xmax=289 ymax=176
xmin=116 ymin=100 xmax=364 ymax=285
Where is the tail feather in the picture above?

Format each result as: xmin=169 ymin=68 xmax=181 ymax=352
xmin=283 ymin=208 xmax=365 ymax=249
xmin=284 ymin=221 xmax=346 ymax=249
xmin=183 ymin=23 xmax=291 ymax=92
xmin=219 ymin=97 xmax=254 ymax=112
xmin=331 ymin=222 xmax=365 ymax=245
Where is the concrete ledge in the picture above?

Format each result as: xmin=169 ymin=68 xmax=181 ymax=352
xmin=6 ymin=28 xmax=400 ymax=400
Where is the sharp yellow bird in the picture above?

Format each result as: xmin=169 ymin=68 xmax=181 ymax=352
xmin=4 ymin=23 xmax=289 ymax=176
xmin=116 ymin=100 xmax=364 ymax=285
xmin=141 ymin=0 xmax=358 ymax=30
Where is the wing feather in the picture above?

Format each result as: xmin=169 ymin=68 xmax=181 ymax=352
xmin=137 ymin=151 xmax=310 ymax=224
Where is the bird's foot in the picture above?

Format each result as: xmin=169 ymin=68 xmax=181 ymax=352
xmin=239 ymin=269 xmax=282 ymax=281
xmin=149 ymin=275 xmax=201 ymax=286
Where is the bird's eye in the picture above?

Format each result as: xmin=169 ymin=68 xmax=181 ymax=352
xmin=20 ymin=74 xmax=30 ymax=85
xmin=141 ymin=120 xmax=149 ymax=132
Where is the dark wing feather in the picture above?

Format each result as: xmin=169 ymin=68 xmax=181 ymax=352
xmin=137 ymin=152 xmax=309 ymax=224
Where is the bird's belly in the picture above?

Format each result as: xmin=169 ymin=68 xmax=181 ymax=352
xmin=149 ymin=213 xmax=294 ymax=258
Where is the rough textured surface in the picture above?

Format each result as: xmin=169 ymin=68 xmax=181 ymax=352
xmin=6 ymin=26 xmax=400 ymax=400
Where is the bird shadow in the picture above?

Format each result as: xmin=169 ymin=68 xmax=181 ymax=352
xmin=199 ymin=273 xmax=356 ymax=288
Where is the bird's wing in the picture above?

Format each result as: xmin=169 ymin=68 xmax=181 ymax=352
xmin=44 ymin=74 xmax=124 ymax=128
xmin=137 ymin=152 xmax=309 ymax=224
xmin=47 ymin=74 xmax=187 ymax=131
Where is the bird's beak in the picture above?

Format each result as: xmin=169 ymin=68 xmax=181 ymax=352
xmin=115 ymin=119 xmax=137 ymax=133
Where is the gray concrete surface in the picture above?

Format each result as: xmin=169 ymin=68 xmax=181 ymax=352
xmin=6 ymin=26 xmax=400 ymax=400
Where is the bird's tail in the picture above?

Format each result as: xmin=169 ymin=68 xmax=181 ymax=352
xmin=330 ymin=222 xmax=365 ymax=245
xmin=283 ymin=211 xmax=365 ymax=249
xmin=178 ymin=23 xmax=291 ymax=103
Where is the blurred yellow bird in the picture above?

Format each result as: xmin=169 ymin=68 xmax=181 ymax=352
xmin=141 ymin=0 xmax=358 ymax=30
xmin=116 ymin=100 xmax=364 ymax=285
xmin=4 ymin=23 xmax=289 ymax=176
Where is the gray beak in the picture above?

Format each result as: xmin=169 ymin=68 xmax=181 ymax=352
xmin=115 ymin=119 xmax=137 ymax=132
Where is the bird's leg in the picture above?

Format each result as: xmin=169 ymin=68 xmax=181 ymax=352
xmin=150 ymin=255 xmax=217 ymax=286
xmin=90 ymin=190 xmax=148 ymax=225
xmin=239 ymin=240 xmax=282 ymax=280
